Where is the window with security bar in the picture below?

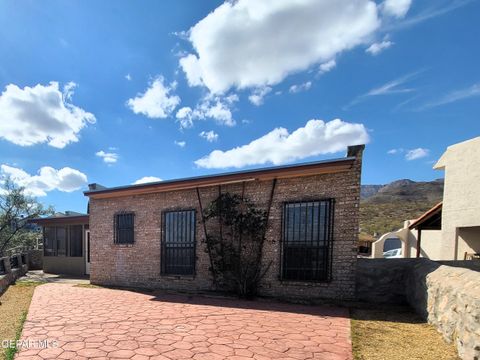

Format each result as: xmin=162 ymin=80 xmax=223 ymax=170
xmin=162 ymin=210 xmax=196 ymax=275
xmin=114 ymin=212 xmax=135 ymax=244
xmin=282 ymin=199 xmax=334 ymax=282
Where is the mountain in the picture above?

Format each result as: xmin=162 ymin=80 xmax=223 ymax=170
xmin=361 ymin=178 xmax=444 ymax=203
xmin=360 ymin=185 xmax=383 ymax=199
xmin=359 ymin=179 xmax=444 ymax=237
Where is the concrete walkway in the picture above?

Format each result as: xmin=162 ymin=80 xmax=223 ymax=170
xmin=16 ymin=283 xmax=352 ymax=360
xmin=19 ymin=270 xmax=90 ymax=284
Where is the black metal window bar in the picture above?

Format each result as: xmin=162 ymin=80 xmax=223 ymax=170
xmin=282 ymin=199 xmax=334 ymax=282
xmin=114 ymin=212 xmax=135 ymax=244
xmin=10 ymin=255 xmax=19 ymax=269
xmin=161 ymin=210 xmax=196 ymax=276
xmin=0 ymin=259 xmax=5 ymax=274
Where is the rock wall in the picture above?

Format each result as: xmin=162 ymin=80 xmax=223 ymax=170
xmin=356 ymin=258 xmax=417 ymax=304
xmin=357 ymin=258 xmax=480 ymax=360
xmin=0 ymin=255 xmax=29 ymax=295
xmin=407 ymin=260 xmax=480 ymax=360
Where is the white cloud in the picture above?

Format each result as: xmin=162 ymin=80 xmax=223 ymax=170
xmin=202 ymin=100 xmax=235 ymax=126
xmin=387 ymin=0 xmax=474 ymax=31
xmin=176 ymin=96 xmax=237 ymax=128
xmin=367 ymin=73 xmax=417 ymax=96
xmin=366 ymin=40 xmax=393 ymax=55
xmin=195 ymin=118 xmax=369 ymax=169
xmin=133 ymin=176 xmax=162 ymax=185
xmin=381 ymin=0 xmax=412 ymax=18
xmin=0 ymin=164 xmax=88 ymax=197
xmin=125 ymin=74 xmax=132 ymax=81
xmin=319 ymin=60 xmax=337 ymax=74
xmin=174 ymin=140 xmax=186 ymax=148
xmin=419 ymin=83 xmax=480 ymax=110
xmin=405 ymin=148 xmax=429 ymax=161
xmin=175 ymin=106 xmax=194 ymax=128
xmin=95 ymin=150 xmax=119 ymax=164
xmin=176 ymin=106 xmax=192 ymax=119
xmin=248 ymin=87 xmax=272 ymax=106
xmin=180 ymin=0 xmax=384 ymax=94
xmin=127 ymin=76 xmax=180 ymax=118
xmin=0 ymin=82 xmax=95 ymax=148
xmin=346 ymin=71 xmax=419 ymax=108
xmin=179 ymin=54 xmax=203 ymax=87
xmin=199 ymin=130 xmax=219 ymax=142
xmin=289 ymin=81 xmax=312 ymax=94
xmin=387 ymin=148 xmax=401 ymax=154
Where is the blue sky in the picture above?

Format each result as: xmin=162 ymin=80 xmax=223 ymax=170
xmin=0 ymin=0 xmax=479 ymax=213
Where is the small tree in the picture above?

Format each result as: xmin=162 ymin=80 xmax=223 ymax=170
xmin=0 ymin=179 xmax=53 ymax=256
xmin=203 ymin=193 xmax=270 ymax=298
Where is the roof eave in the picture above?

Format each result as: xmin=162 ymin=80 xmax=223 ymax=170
xmin=408 ymin=202 xmax=443 ymax=229
xmin=84 ymin=157 xmax=356 ymax=200
xmin=28 ymin=215 xmax=90 ymax=225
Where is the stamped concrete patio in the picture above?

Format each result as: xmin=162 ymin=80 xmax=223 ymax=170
xmin=16 ymin=283 xmax=352 ymax=360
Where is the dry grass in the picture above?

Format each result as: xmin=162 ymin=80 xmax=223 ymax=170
xmin=0 ymin=281 xmax=41 ymax=360
xmin=351 ymin=306 xmax=460 ymax=360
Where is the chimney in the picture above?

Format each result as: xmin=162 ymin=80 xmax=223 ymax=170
xmin=88 ymin=183 xmax=107 ymax=191
xmin=347 ymin=144 xmax=365 ymax=158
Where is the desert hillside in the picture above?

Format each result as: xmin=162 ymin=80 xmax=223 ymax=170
xmin=360 ymin=179 xmax=444 ymax=236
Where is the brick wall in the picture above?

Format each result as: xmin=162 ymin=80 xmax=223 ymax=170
xmin=89 ymin=151 xmax=362 ymax=301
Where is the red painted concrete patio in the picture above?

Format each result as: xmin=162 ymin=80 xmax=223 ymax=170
xmin=16 ymin=283 xmax=352 ymax=360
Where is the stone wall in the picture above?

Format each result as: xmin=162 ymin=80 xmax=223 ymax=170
xmin=0 ymin=254 xmax=29 ymax=295
xmin=357 ymin=258 xmax=480 ymax=360
xmin=356 ymin=258 xmax=417 ymax=304
xmin=89 ymin=151 xmax=362 ymax=301
xmin=406 ymin=260 xmax=480 ymax=360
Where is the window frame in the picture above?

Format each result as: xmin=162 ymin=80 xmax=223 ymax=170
xmin=43 ymin=225 xmax=85 ymax=257
xmin=161 ymin=209 xmax=196 ymax=276
xmin=114 ymin=212 xmax=135 ymax=245
xmin=280 ymin=199 xmax=335 ymax=283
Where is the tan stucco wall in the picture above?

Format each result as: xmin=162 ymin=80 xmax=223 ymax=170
xmin=371 ymin=222 xmax=442 ymax=260
xmin=434 ymin=137 xmax=480 ymax=259
xmin=409 ymin=229 xmax=443 ymax=260
xmin=457 ymin=227 xmax=480 ymax=259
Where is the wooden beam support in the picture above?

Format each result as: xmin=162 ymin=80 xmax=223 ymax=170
xmin=416 ymin=228 xmax=422 ymax=258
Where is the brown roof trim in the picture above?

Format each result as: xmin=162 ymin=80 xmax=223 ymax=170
xmin=409 ymin=202 xmax=442 ymax=229
xmin=28 ymin=215 xmax=89 ymax=225
xmin=84 ymin=157 xmax=356 ymax=200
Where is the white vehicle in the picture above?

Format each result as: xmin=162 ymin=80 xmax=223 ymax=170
xmin=383 ymin=248 xmax=402 ymax=258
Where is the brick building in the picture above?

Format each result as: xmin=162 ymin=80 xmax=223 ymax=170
xmin=84 ymin=145 xmax=364 ymax=300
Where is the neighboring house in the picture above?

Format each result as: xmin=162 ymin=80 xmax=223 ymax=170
xmin=83 ymin=145 xmax=364 ymax=300
xmin=29 ymin=212 xmax=90 ymax=276
xmin=370 ymin=211 xmax=442 ymax=259
xmin=372 ymin=136 xmax=480 ymax=260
